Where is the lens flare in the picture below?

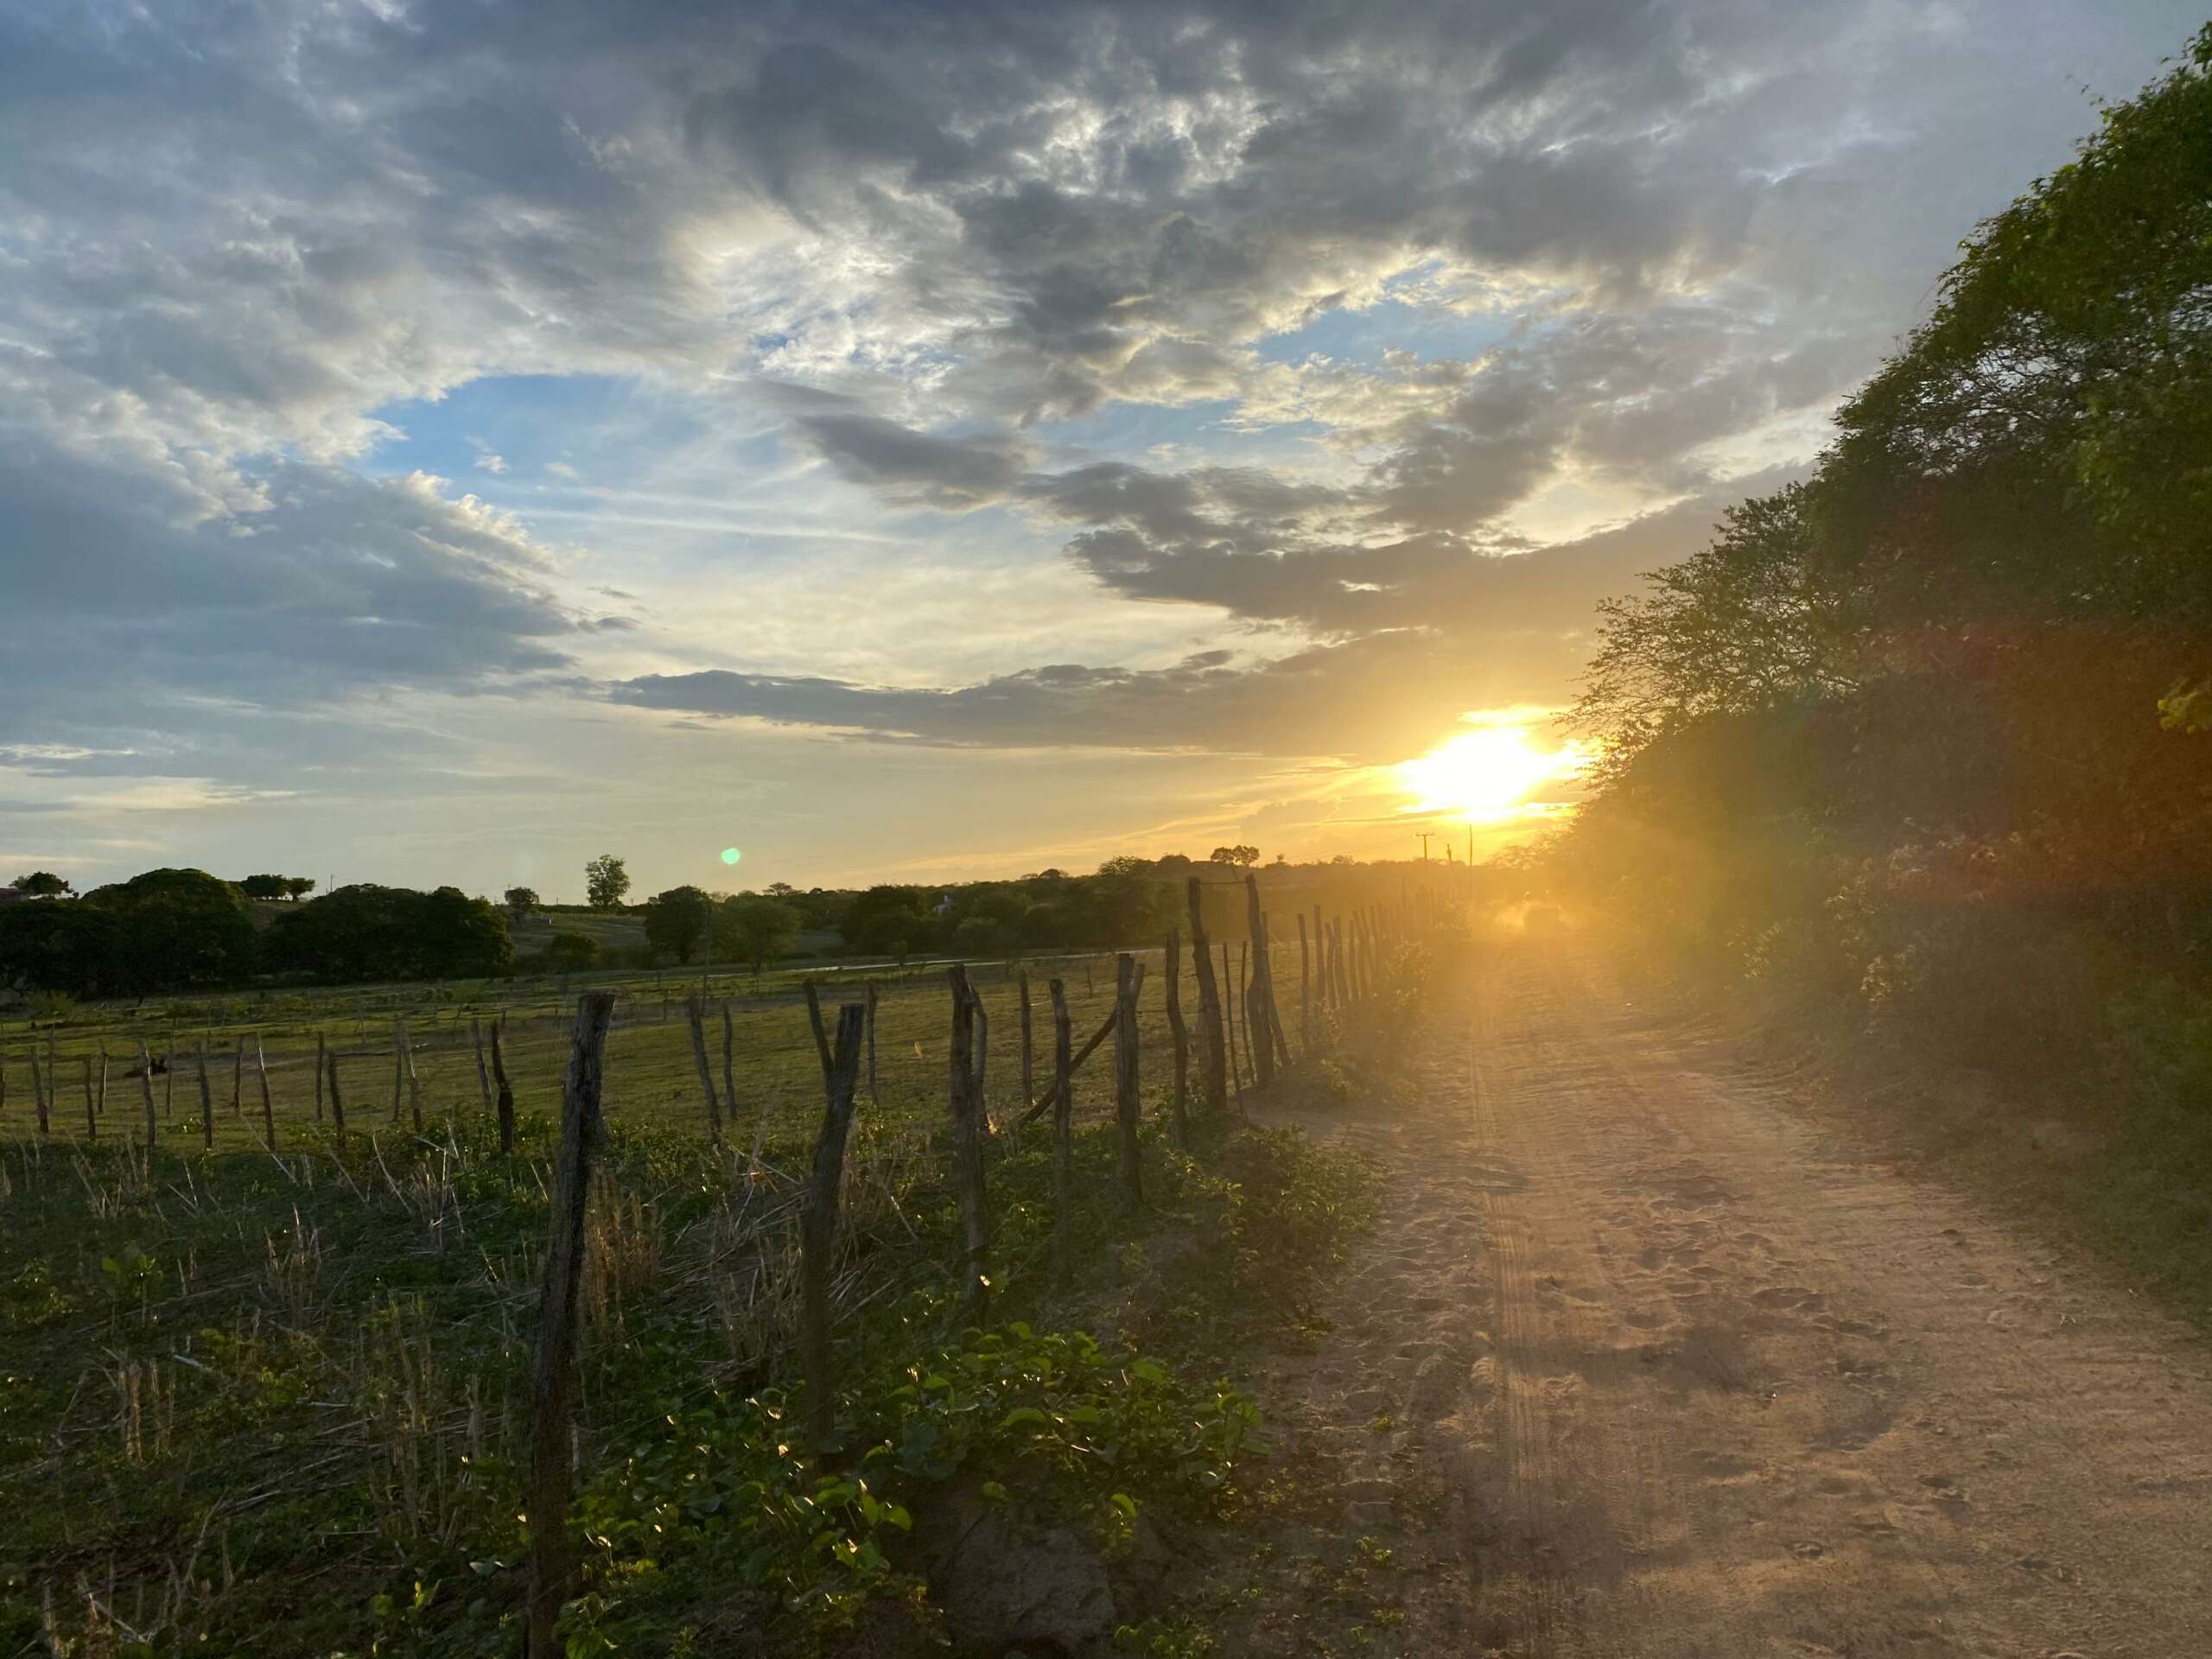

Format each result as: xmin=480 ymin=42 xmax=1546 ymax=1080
xmin=720 ymin=847 xmax=742 ymax=866
xmin=1395 ymin=726 xmax=1589 ymax=823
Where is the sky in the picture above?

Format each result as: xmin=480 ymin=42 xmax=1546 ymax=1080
xmin=0 ymin=0 xmax=2198 ymax=899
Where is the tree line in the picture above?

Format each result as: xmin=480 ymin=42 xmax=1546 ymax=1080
xmin=0 ymin=846 xmax=1423 ymax=1001
xmin=1550 ymin=28 xmax=2211 ymax=1092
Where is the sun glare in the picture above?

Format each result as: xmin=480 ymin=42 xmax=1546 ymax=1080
xmin=1396 ymin=726 xmax=1590 ymax=823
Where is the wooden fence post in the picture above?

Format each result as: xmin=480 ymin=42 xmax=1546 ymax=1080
xmin=721 ymin=1001 xmax=739 ymax=1147
xmin=254 ymin=1035 xmax=276 ymax=1152
xmin=1018 ymin=970 xmax=1034 ymax=1122
xmin=491 ymin=1018 xmax=516 ymax=1155
xmin=524 ymin=990 xmax=616 ymax=1659
xmin=82 ymin=1056 xmax=97 ymax=1141
xmin=1187 ymin=878 xmax=1228 ymax=1116
xmin=1048 ymin=979 xmax=1073 ymax=1277
xmin=1163 ymin=929 xmax=1189 ymax=1148
xmin=326 ymin=1049 xmax=347 ymax=1154
xmin=970 ymin=980 xmax=989 ymax=1118
xmin=1114 ymin=953 xmax=1143 ymax=1211
xmin=390 ymin=1020 xmax=405 ymax=1127
xmin=401 ymin=1020 xmax=423 ymax=1133
xmin=683 ymin=995 xmax=724 ymax=1147
xmin=137 ymin=1042 xmax=157 ymax=1150
xmin=197 ymin=1045 xmax=214 ymax=1150
xmin=945 ymin=965 xmax=990 ymax=1306
xmin=1223 ymin=942 xmax=1245 ymax=1111
xmin=472 ymin=1018 xmax=494 ymax=1127
xmin=315 ymin=1033 xmax=327 ymax=1123
xmin=800 ymin=983 xmax=866 ymax=1461
xmin=30 ymin=1044 xmax=48 ymax=1136
xmin=230 ymin=1038 xmax=245 ymax=1122
xmin=1241 ymin=876 xmax=1279 ymax=1087
xmin=1297 ymin=912 xmax=1312 ymax=1056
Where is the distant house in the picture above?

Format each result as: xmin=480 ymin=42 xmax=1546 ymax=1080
xmin=932 ymin=892 xmax=955 ymax=917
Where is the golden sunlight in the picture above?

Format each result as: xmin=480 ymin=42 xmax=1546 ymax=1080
xmin=1395 ymin=725 xmax=1591 ymax=823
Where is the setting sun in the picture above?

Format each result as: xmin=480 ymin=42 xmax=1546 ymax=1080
xmin=1395 ymin=725 xmax=1591 ymax=823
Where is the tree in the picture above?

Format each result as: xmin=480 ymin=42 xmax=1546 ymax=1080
xmin=1210 ymin=844 xmax=1260 ymax=868
xmin=267 ymin=884 xmax=513 ymax=983
xmin=10 ymin=871 xmax=71 ymax=897
xmin=81 ymin=868 xmax=258 ymax=994
xmin=719 ymin=895 xmax=800 ymax=972
xmin=0 ymin=900 xmax=121 ymax=997
xmin=283 ymin=877 xmax=317 ymax=901
xmin=766 ymin=880 xmax=797 ymax=898
xmin=505 ymin=886 xmax=542 ymax=918
xmin=642 ymin=885 xmax=715 ymax=964
xmin=841 ymin=885 xmax=933 ymax=956
xmin=585 ymin=854 xmax=631 ymax=911
xmin=241 ymin=874 xmax=287 ymax=901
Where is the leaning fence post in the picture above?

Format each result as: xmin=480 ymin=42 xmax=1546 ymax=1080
xmin=326 ymin=1048 xmax=347 ymax=1154
xmin=82 ymin=1055 xmax=98 ymax=1141
xmin=1187 ymin=878 xmax=1228 ymax=1115
xmin=1114 ymin=953 xmax=1143 ymax=1211
xmin=683 ymin=995 xmax=723 ymax=1147
xmin=945 ymin=965 xmax=991 ymax=1306
xmin=254 ymin=1034 xmax=276 ymax=1152
xmin=197 ymin=1044 xmax=214 ymax=1150
xmin=315 ymin=1033 xmax=327 ymax=1123
xmin=137 ymin=1042 xmax=158 ymax=1150
xmin=1163 ymin=929 xmax=1189 ymax=1148
xmin=30 ymin=1044 xmax=48 ymax=1136
xmin=800 ymin=982 xmax=867 ymax=1462
xmin=1048 ymin=978 xmax=1074 ymax=1277
xmin=230 ymin=1038 xmax=244 ymax=1123
xmin=524 ymin=990 xmax=615 ymax=1659
xmin=491 ymin=1017 xmax=516 ymax=1155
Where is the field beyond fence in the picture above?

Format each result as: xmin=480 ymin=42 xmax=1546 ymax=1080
xmin=0 ymin=878 xmax=1462 ymax=1656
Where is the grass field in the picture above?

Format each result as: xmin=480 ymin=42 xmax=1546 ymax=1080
xmin=0 ymin=926 xmax=1391 ymax=1656
xmin=0 ymin=939 xmax=1313 ymax=1157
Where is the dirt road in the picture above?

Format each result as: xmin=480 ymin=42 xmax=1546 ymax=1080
xmin=1259 ymin=932 xmax=2212 ymax=1656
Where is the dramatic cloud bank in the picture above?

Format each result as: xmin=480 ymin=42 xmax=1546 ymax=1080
xmin=1 ymin=0 xmax=2196 ymax=886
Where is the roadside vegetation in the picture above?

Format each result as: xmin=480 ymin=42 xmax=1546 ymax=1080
xmin=1542 ymin=28 xmax=2212 ymax=1306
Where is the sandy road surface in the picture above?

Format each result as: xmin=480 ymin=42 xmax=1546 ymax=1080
xmin=1259 ymin=933 xmax=2212 ymax=1657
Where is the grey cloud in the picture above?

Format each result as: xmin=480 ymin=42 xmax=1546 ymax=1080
xmin=798 ymin=414 xmax=1031 ymax=509
xmin=609 ymin=630 xmax=1544 ymax=762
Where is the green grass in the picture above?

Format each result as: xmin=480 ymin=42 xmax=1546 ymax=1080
xmin=0 ymin=935 xmax=1382 ymax=1656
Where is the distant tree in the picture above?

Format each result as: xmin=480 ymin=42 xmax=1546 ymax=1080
xmin=766 ymin=880 xmax=796 ymax=898
xmin=242 ymin=874 xmax=317 ymax=901
xmin=0 ymin=899 xmax=121 ymax=998
xmin=1329 ymin=854 xmax=1355 ymax=866
xmin=642 ymin=885 xmax=715 ymax=964
xmin=1096 ymin=855 xmax=1150 ymax=877
xmin=504 ymin=886 xmax=541 ymax=918
xmin=719 ymin=895 xmax=801 ymax=973
xmin=82 ymin=868 xmax=258 ymax=994
xmin=1209 ymin=844 xmax=1260 ymax=868
xmin=585 ymin=853 xmax=631 ymax=911
xmin=267 ymin=884 xmax=512 ymax=983
xmin=841 ymin=884 xmax=933 ymax=956
xmin=10 ymin=871 xmax=71 ymax=897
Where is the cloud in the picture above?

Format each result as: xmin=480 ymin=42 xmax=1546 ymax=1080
xmin=798 ymin=414 xmax=1031 ymax=509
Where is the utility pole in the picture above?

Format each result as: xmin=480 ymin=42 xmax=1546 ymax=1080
xmin=1416 ymin=831 xmax=1432 ymax=862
